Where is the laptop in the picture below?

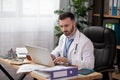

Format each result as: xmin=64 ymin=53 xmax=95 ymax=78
xmin=26 ymin=45 xmax=55 ymax=67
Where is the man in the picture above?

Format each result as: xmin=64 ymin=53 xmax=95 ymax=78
xmin=51 ymin=12 xmax=94 ymax=69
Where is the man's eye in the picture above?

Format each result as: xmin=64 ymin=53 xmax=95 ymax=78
xmin=65 ymin=25 xmax=68 ymax=27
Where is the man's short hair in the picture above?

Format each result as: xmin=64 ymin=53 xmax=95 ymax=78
xmin=59 ymin=12 xmax=75 ymax=21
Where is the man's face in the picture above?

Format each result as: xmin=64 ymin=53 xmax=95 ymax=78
xmin=59 ymin=17 xmax=76 ymax=37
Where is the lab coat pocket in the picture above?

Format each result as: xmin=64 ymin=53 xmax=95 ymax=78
xmin=71 ymin=52 xmax=79 ymax=65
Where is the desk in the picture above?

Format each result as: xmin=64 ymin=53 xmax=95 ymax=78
xmin=112 ymin=72 xmax=120 ymax=80
xmin=0 ymin=58 xmax=103 ymax=80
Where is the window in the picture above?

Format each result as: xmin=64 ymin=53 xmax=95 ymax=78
xmin=2 ymin=0 xmax=16 ymax=12
xmin=0 ymin=0 xmax=60 ymax=54
xmin=0 ymin=0 xmax=60 ymax=16
xmin=23 ymin=0 xmax=39 ymax=15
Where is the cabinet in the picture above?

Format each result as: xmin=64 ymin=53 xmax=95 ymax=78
xmin=92 ymin=0 xmax=120 ymax=26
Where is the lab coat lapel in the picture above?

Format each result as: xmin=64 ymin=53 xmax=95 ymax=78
xmin=68 ymin=30 xmax=80 ymax=56
xmin=61 ymin=35 xmax=66 ymax=57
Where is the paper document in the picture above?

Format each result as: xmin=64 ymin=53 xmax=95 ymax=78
xmin=17 ymin=64 xmax=76 ymax=73
xmin=17 ymin=64 xmax=46 ymax=73
xmin=40 ymin=66 xmax=74 ymax=72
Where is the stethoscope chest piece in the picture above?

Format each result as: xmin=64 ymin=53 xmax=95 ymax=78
xmin=74 ymin=44 xmax=78 ymax=54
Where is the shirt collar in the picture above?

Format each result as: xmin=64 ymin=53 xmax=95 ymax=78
xmin=66 ymin=30 xmax=77 ymax=41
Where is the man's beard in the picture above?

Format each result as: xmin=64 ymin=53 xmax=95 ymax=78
xmin=63 ymin=26 xmax=75 ymax=36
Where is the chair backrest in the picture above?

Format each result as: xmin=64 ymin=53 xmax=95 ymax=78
xmin=83 ymin=26 xmax=116 ymax=71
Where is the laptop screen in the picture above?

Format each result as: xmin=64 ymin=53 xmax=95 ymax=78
xmin=26 ymin=45 xmax=55 ymax=67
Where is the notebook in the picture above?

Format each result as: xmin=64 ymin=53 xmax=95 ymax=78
xmin=26 ymin=45 xmax=55 ymax=67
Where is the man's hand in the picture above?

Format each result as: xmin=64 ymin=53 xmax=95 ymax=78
xmin=54 ymin=57 xmax=69 ymax=65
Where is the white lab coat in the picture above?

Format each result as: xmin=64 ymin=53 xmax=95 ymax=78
xmin=51 ymin=30 xmax=94 ymax=69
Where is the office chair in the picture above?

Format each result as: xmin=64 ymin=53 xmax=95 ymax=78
xmin=83 ymin=26 xmax=116 ymax=80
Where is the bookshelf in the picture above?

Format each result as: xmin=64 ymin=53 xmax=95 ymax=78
xmin=93 ymin=14 xmax=120 ymax=19
xmin=92 ymin=0 xmax=120 ymax=26
xmin=92 ymin=0 xmax=120 ymax=45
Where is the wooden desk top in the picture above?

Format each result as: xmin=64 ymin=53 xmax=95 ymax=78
xmin=0 ymin=58 xmax=103 ymax=80
xmin=112 ymin=72 xmax=120 ymax=80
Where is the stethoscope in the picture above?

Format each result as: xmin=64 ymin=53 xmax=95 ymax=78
xmin=74 ymin=43 xmax=78 ymax=54
xmin=73 ymin=33 xmax=83 ymax=60
xmin=74 ymin=32 xmax=81 ymax=54
xmin=74 ymin=43 xmax=83 ymax=60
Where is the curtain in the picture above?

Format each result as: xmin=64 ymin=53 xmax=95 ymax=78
xmin=0 ymin=0 xmax=59 ymax=55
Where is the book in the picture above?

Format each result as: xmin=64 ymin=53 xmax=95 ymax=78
xmin=78 ymin=68 xmax=95 ymax=75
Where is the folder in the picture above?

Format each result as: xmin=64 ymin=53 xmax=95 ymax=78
xmin=112 ymin=0 xmax=118 ymax=16
xmin=118 ymin=0 xmax=120 ymax=16
xmin=109 ymin=0 xmax=113 ymax=15
xmin=33 ymin=66 xmax=78 ymax=79
xmin=113 ymin=24 xmax=120 ymax=45
xmin=50 ymin=67 xmax=78 ymax=79
xmin=104 ymin=0 xmax=109 ymax=15
xmin=105 ymin=23 xmax=120 ymax=45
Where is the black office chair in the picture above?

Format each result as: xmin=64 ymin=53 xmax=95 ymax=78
xmin=83 ymin=26 xmax=116 ymax=80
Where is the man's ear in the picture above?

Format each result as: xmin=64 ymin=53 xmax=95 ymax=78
xmin=73 ymin=21 xmax=76 ymax=27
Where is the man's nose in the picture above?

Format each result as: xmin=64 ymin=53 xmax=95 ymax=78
xmin=62 ymin=27 xmax=66 ymax=31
